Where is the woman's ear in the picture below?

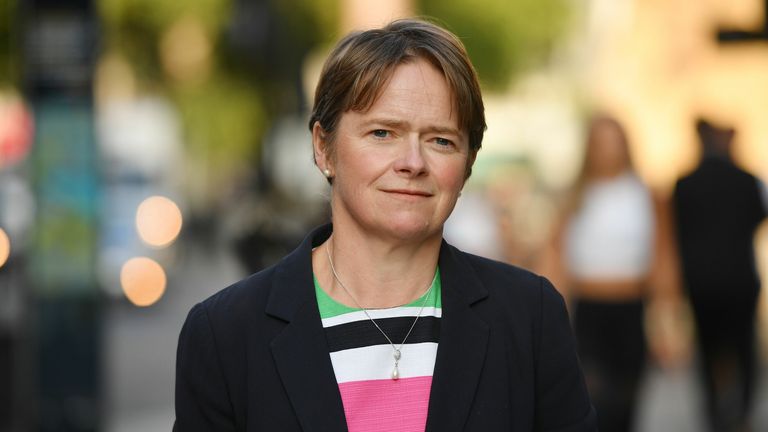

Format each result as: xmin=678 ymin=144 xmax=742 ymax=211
xmin=312 ymin=121 xmax=332 ymax=177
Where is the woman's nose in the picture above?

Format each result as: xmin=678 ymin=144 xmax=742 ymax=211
xmin=393 ymin=135 xmax=427 ymax=177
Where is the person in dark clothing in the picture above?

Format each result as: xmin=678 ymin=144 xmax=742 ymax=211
xmin=673 ymin=119 xmax=767 ymax=432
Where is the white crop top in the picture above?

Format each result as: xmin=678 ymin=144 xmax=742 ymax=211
xmin=564 ymin=172 xmax=654 ymax=280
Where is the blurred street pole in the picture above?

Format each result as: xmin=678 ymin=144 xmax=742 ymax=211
xmin=22 ymin=0 xmax=101 ymax=430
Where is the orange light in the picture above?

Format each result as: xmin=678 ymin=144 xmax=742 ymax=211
xmin=135 ymin=196 xmax=183 ymax=248
xmin=120 ymin=257 xmax=167 ymax=307
xmin=0 ymin=228 xmax=9 ymax=268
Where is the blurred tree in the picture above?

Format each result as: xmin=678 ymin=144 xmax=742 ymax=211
xmin=0 ymin=0 xmax=19 ymax=86
xmin=225 ymin=0 xmax=338 ymax=113
xmin=96 ymin=0 xmax=566 ymax=206
xmin=99 ymin=0 xmax=231 ymax=82
xmin=419 ymin=0 xmax=570 ymax=91
xmin=96 ymin=0 xmax=338 ymax=210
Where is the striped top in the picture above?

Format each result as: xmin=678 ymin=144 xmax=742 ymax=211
xmin=314 ymin=271 xmax=442 ymax=432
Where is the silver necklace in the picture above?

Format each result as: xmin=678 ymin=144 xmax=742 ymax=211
xmin=325 ymin=240 xmax=435 ymax=380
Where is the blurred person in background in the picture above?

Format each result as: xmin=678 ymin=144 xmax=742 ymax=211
xmin=544 ymin=114 xmax=681 ymax=432
xmin=673 ymin=118 xmax=767 ymax=432
xmin=174 ymin=18 xmax=596 ymax=432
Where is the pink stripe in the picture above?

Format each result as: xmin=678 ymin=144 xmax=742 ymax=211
xmin=339 ymin=376 xmax=433 ymax=432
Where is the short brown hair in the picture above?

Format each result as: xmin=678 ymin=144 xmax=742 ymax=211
xmin=309 ymin=18 xmax=486 ymax=178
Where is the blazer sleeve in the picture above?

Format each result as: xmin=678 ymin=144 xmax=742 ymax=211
xmin=534 ymin=277 xmax=597 ymax=432
xmin=174 ymin=303 xmax=237 ymax=432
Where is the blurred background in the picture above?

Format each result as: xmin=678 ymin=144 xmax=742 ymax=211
xmin=1 ymin=0 xmax=767 ymax=430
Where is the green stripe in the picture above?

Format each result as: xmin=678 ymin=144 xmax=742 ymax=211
xmin=314 ymin=268 xmax=442 ymax=319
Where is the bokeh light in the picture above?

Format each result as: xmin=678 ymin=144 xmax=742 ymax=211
xmin=0 ymin=228 xmax=9 ymax=268
xmin=135 ymin=195 xmax=183 ymax=248
xmin=159 ymin=15 xmax=213 ymax=84
xmin=120 ymin=257 xmax=166 ymax=307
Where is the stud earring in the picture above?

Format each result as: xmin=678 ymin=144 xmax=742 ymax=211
xmin=323 ymin=169 xmax=332 ymax=178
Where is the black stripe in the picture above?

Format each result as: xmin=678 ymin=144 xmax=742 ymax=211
xmin=324 ymin=316 xmax=440 ymax=353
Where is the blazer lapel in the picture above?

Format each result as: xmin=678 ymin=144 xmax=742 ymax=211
xmin=426 ymin=243 xmax=490 ymax=432
xmin=267 ymin=225 xmax=349 ymax=432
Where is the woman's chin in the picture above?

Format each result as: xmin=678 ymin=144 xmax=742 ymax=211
xmin=375 ymin=218 xmax=442 ymax=242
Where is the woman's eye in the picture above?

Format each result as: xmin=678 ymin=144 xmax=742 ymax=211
xmin=435 ymin=137 xmax=453 ymax=146
xmin=372 ymin=129 xmax=389 ymax=138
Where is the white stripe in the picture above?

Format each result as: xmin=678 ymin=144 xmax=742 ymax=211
xmin=329 ymin=342 xmax=438 ymax=383
xmin=321 ymin=306 xmax=442 ymax=328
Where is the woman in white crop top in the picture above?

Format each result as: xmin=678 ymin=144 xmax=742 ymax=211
xmin=543 ymin=115 xmax=682 ymax=432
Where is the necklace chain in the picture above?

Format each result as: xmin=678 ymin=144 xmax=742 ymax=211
xmin=325 ymin=238 xmax=435 ymax=380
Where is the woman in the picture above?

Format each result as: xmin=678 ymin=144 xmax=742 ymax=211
xmin=548 ymin=115 xmax=677 ymax=432
xmin=175 ymin=19 xmax=595 ymax=432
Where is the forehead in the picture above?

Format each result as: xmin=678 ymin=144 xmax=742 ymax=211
xmin=350 ymin=59 xmax=459 ymax=128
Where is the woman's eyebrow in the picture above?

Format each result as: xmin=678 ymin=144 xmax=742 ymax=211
xmin=361 ymin=118 xmax=461 ymax=136
xmin=360 ymin=118 xmax=409 ymax=129
xmin=423 ymin=125 xmax=461 ymax=136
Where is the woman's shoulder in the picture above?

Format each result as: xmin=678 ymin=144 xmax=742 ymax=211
xmin=448 ymin=246 xmax=572 ymax=356
xmin=181 ymin=265 xmax=279 ymax=338
xmin=457 ymin=248 xmax=537 ymax=281
xmin=449 ymin=245 xmax=563 ymax=307
xmin=189 ymin=224 xmax=327 ymax=328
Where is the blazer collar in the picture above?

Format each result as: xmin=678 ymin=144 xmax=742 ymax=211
xmin=265 ymin=224 xmax=490 ymax=432
xmin=265 ymin=224 xmax=332 ymax=322
xmin=426 ymin=241 xmax=490 ymax=432
xmin=267 ymin=224 xmax=348 ymax=432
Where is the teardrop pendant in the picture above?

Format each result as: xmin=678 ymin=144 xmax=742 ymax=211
xmin=392 ymin=364 xmax=400 ymax=380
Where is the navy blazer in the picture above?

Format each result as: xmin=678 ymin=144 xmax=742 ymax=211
xmin=174 ymin=224 xmax=596 ymax=431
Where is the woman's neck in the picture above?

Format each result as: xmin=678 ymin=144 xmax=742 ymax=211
xmin=312 ymin=225 xmax=441 ymax=309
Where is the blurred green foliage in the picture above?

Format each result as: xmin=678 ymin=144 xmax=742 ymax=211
xmin=100 ymin=0 xmax=231 ymax=31
xmin=419 ymin=0 xmax=570 ymax=90
xmin=96 ymin=0 xmax=338 ymax=206
xmin=0 ymin=0 xmax=18 ymax=86
xmin=98 ymin=0 xmax=232 ymax=82
xmin=273 ymin=0 xmax=338 ymax=46
xmin=174 ymin=76 xmax=265 ymax=179
xmin=2 ymin=0 xmax=568 ymax=203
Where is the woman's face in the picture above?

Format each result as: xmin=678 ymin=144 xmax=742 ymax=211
xmin=313 ymin=58 xmax=472 ymax=243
